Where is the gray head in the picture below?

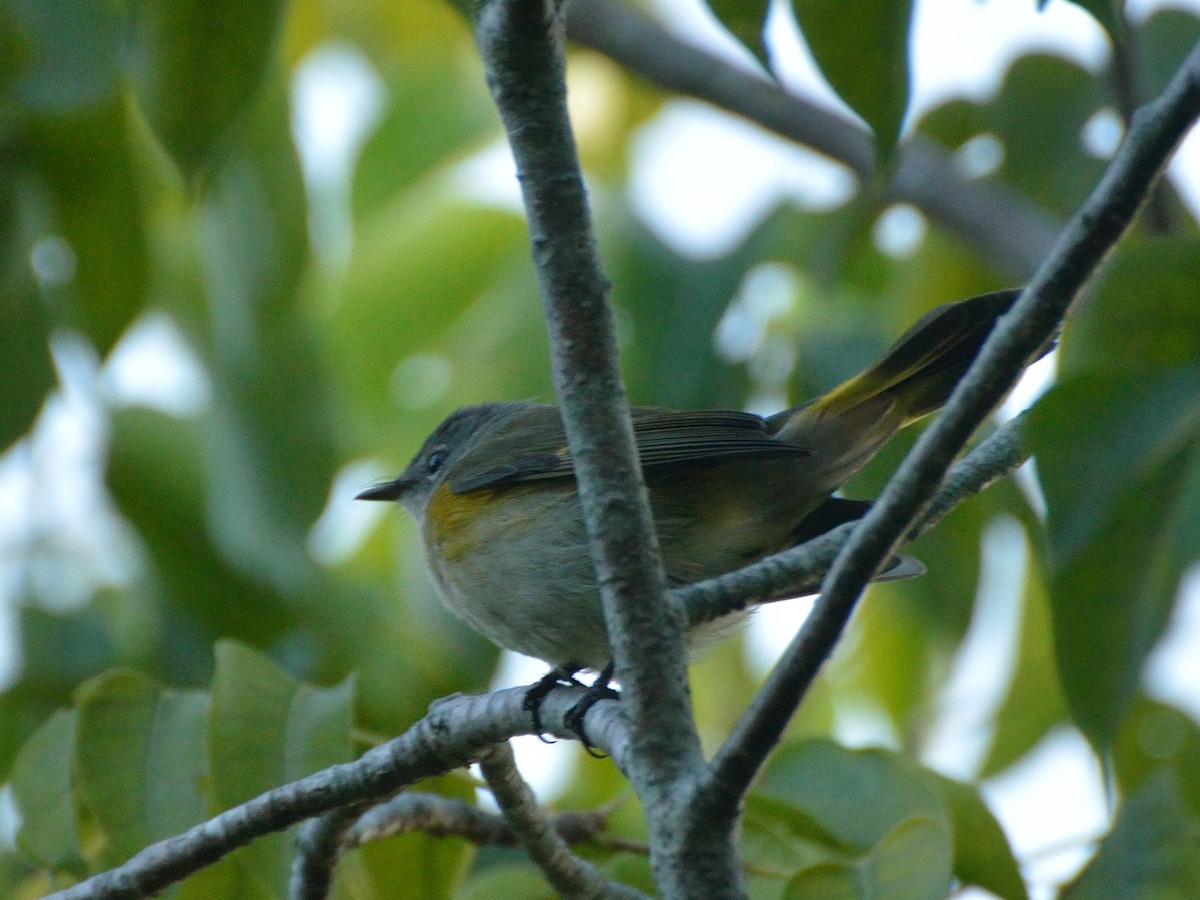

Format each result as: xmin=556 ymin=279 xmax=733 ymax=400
xmin=355 ymin=402 xmax=530 ymax=517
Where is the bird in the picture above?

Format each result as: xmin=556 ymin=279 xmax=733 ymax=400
xmin=358 ymin=288 xmax=1026 ymax=728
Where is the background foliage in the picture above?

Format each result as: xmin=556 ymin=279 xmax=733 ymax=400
xmin=2 ymin=0 xmax=1199 ymax=896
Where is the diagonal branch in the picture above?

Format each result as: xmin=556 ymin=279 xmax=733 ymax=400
xmin=564 ymin=0 xmax=1060 ymax=279
xmin=676 ymin=413 xmax=1030 ymax=626
xmin=42 ymin=686 xmax=630 ymax=900
xmin=344 ymin=792 xmax=612 ymax=850
xmin=478 ymin=742 xmax=648 ymax=899
xmin=703 ymin=38 xmax=1200 ymax=803
xmin=289 ymin=803 xmax=371 ymax=900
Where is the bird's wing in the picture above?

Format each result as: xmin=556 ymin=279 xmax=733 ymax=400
xmin=448 ymin=406 xmax=811 ymax=493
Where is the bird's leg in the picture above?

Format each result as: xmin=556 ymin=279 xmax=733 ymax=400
xmin=563 ymin=661 xmax=619 ymax=757
xmin=523 ymin=664 xmax=587 ymax=741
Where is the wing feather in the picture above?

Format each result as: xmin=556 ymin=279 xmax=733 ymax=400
xmin=448 ymin=405 xmax=811 ymax=493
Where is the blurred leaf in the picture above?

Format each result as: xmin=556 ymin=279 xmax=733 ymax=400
xmin=1034 ymin=369 xmax=1200 ymax=572
xmin=209 ymin=641 xmax=354 ymax=896
xmin=107 ymin=408 xmax=298 ymax=668
xmin=323 ymin=191 xmax=529 ymax=447
xmin=1062 ymin=773 xmax=1200 ymax=899
xmin=924 ymin=773 xmax=1027 ymax=900
xmin=1063 ymin=239 xmax=1200 ymax=375
xmin=73 ymin=670 xmax=209 ymax=869
xmin=980 ymin=542 xmax=1068 ymax=777
xmin=4 ymin=0 xmax=146 ymax=353
xmin=705 ymin=0 xmax=772 ymax=70
xmin=917 ymin=54 xmax=1104 ymax=219
xmin=741 ymin=795 xmax=842 ymax=882
xmin=0 ymin=852 xmax=43 ymax=900
xmin=10 ymin=710 xmax=83 ymax=875
xmin=194 ymin=78 xmax=338 ymax=594
xmin=351 ymin=56 xmax=496 ymax=221
xmin=0 ymin=0 xmax=122 ymax=114
xmin=1029 ymin=374 xmax=1200 ymax=748
xmin=783 ymin=816 xmax=952 ymax=899
xmin=758 ymin=740 xmax=950 ymax=849
xmin=1114 ymin=699 xmax=1200 ymax=818
xmin=21 ymin=102 xmax=148 ymax=353
xmin=1139 ymin=8 xmax=1200 ymax=98
xmin=1051 ymin=0 xmax=1124 ymax=42
xmin=792 ymin=0 xmax=913 ymax=161
xmin=335 ymin=776 xmax=476 ymax=899
xmin=126 ymin=0 xmax=286 ymax=181
xmin=454 ymin=862 xmax=555 ymax=899
xmin=0 ymin=172 xmax=54 ymax=448
xmin=839 ymin=580 xmax=932 ymax=743
xmin=0 ymin=604 xmax=127 ymax=779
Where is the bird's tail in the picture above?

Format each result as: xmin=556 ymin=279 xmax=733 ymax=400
xmin=770 ymin=288 xmax=1033 ymax=486
xmin=810 ymin=288 xmax=1026 ymax=424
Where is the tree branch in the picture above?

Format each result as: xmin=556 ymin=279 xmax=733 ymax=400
xmin=288 ymin=803 xmax=369 ymax=900
xmin=43 ymin=686 xmax=630 ymax=900
xmin=702 ymin=38 xmax=1200 ymax=804
xmin=676 ymin=413 xmax=1031 ymax=627
xmin=478 ymin=742 xmax=648 ymax=899
xmin=46 ymin=411 xmax=1034 ymax=900
xmin=564 ymin=0 xmax=1060 ymax=279
xmin=344 ymin=792 xmax=612 ymax=850
xmin=473 ymin=0 xmax=741 ymax=894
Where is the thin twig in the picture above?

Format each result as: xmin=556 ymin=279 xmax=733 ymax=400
xmin=677 ymin=414 xmax=1030 ymax=626
xmin=702 ymin=38 xmax=1200 ymax=805
xmin=42 ymin=686 xmax=630 ymax=900
xmin=478 ymin=743 xmax=648 ymax=899
xmin=564 ymin=0 xmax=1059 ymax=279
xmin=288 ymin=804 xmax=370 ymax=900
xmin=344 ymin=792 xmax=611 ymax=849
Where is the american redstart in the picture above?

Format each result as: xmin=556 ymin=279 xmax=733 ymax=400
xmin=360 ymin=289 xmax=1025 ymax=678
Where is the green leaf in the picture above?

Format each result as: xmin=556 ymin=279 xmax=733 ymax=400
xmin=1033 ymin=371 xmax=1200 ymax=566
xmin=191 ymin=78 xmax=338 ymax=594
xmin=73 ymin=670 xmax=210 ymax=869
xmin=1114 ymin=699 xmax=1200 ymax=818
xmin=1029 ymin=374 xmax=1200 ymax=749
xmin=126 ymin=0 xmax=287 ymax=181
xmin=209 ymin=641 xmax=354 ymax=896
xmin=0 ymin=0 xmax=123 ymax=114
xmin=741 ymin=795 xmax=848 ymax=879
xmin=454 ymin=862 xmax=555 ymax=900
xmin=784 ymin=816 xmax=952 ymax=900
xmin=10 ymin=710 xmax=83 ymax=875
xmin=1063 ymin=239 xmax=1200 ymax=376
xmin=980 ymin=544 xmax=1068 ymax=777
xmin=791 ymin=0 xmax=914 ymax=161
xmin=336 ymin=777 xmax=477 ymax=899
xmin=323 ymin=190 xmax=530 ymax=447
xmin=705 ymin=0 xmax=773 ymax=70
xmin=1063 ymin=773 xmax=1200 ymax=898
xmin=23 ymin=102 xmax=149 ymax=353
xmin=107 ymin=408 xmax=298 ymax=660
xmin=758 ymin=740 xmax=951 ymax=849
xmin=924 ymin=774 xmax=1028 ymax=900
xmin=351 ymin=56 xmax=497 ymax=221
xmin=916 ymin=54 xmax=1104 ymax=219
xmin=0 ymin=265 xmax=53 ymax=449
xmin=1054 ymin=0 xmax=1125 ymax=42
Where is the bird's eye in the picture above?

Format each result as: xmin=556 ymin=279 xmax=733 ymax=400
xmin=426 ymin=447 xmax=447 ymax=473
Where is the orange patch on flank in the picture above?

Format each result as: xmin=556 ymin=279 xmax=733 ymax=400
xmin=425 ymin=481 xmax=515 ymax=562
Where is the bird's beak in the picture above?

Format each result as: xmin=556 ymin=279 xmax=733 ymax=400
xmin=355 ymin=477 xmax=412 ymax=502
